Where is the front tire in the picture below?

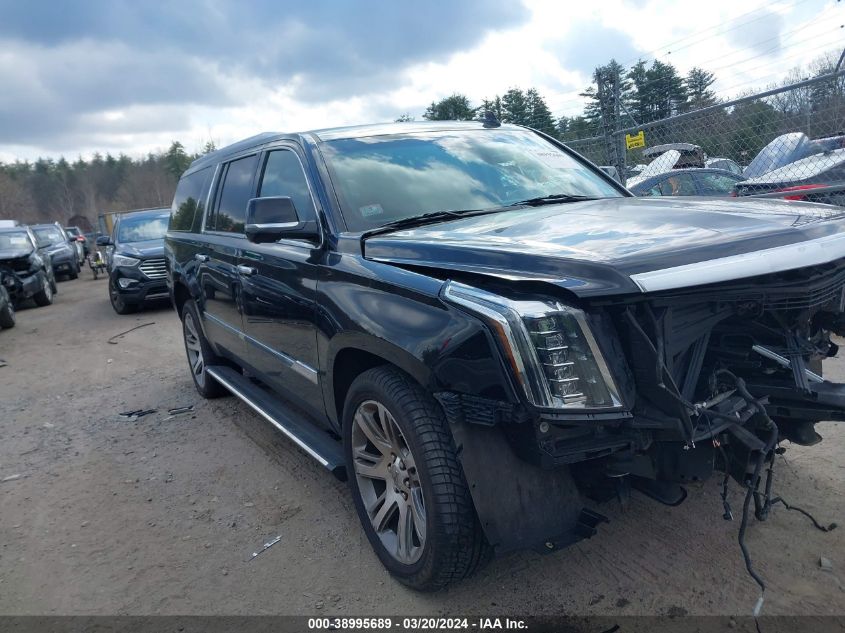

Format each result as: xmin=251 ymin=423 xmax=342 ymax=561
xmin=109 ymin=279 xmax=138 ymax=315
xmin=181 ymin=300 xmax=227 ymax=399
xmin=343 ymin=366 xmax=490 ymax=591
xmin=33 ymin=272 xmax=54 ymax=306
xmin=0 ymin=291 xmax=15 ymax=329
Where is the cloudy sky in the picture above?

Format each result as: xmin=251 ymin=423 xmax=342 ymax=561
xmin=0 ymin=0 xmax=840 ymax=162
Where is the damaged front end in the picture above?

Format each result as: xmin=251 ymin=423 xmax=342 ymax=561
xmin=600 ymin=259 xmax=845 ymax=502
xmin=439 ymin=261 xmax=844 ymax=572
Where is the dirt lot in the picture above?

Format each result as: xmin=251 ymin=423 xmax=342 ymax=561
xmin=0 ymin=275 xmax=844 ymax=617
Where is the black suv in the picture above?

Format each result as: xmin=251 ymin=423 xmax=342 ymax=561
xmin=166 ymin=121 xmax=845 ymax=590
xmin=98 ymin=208 xmax=170 ymax=314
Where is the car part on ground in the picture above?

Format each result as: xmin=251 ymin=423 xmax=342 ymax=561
xmin=166 ymin=121 xmax=845 ymax=595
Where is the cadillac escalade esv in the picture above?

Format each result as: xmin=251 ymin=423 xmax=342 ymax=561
xmin=165 ymin=121 xmax=844 ymax=591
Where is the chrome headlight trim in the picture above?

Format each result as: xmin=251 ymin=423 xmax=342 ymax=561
xmin=443 ymin=280 xmax=622 ymax=410
xmin=112 ymin=254 xmax=140 ymax=267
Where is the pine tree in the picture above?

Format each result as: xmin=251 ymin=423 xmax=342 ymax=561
xmin=422 ymin=94 xmax=475 ymax=121
xmin=501 ymin=88 xmax=529 ymax=125
xmin=685 ymin=67 xmax=717 ymax=111
xmin=525 ymin=88 xmax=557 ymax=135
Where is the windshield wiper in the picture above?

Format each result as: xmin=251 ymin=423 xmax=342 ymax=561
xmin=361 ymin=208 xmax=494 ymax=239
xmin=506 ymin=193 xmax=598 ymax=207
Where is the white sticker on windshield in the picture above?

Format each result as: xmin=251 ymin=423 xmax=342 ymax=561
xmin=360 ymin=204 xmax=384 ymax=218
xmin=10 ymin=237 xmax=27 ymax=245
xmin=532 ymin=151 xmax=571 ymax=166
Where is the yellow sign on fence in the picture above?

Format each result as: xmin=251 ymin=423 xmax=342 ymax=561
xmin=625 ymin=131 xmax=645 ymax=150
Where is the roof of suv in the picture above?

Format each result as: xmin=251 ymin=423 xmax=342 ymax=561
xmin=188 ymin=121 xmax=524 ymax=172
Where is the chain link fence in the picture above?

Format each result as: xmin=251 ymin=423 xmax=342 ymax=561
xmin=564 ymin=70 xmax=845 ymax=205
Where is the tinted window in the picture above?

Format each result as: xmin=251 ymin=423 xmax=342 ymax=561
xmin=211 ymin=155 xmax=258 ymax=233
xmin=117 ymin=213 xmax=169 ymax=243
xmin=170 ymin=167 xmax=212 ymax=232
xmin=321 ymin=129 xmax=621 ymax=231
xmin=658 ymin=173 xmax=696 ymax=196
xmin=258 ymin=150 xmax=316 ymax=220
xmin=696 ymin=172 xmax=740 ymax=195
xmin=33 ymin=226 xmax=66 ymax=245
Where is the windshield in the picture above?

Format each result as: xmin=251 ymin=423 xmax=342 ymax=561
xmin=0 ymin=230 xmax=33 ymax=252
xmin=33 ymin=226 xmax=66 ymax=246
xmin=117 ymin=214 xmax=169 ymax=243
xmin=320 ymin=129 xmax=622 ymax=231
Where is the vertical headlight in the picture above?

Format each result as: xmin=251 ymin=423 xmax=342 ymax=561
xmin=443 ymin=281 xmax=621 ymax=410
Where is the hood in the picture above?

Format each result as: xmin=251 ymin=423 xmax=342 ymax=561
xmin=363 ymin=197 xmax=845 ymax=297
xmin=116 ymin=239 xmax=165 ymax=258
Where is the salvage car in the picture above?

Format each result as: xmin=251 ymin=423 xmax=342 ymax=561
xmin=736 ymin=148 xmax=845 ymax=206
xmin=629 ymin=167 xmax=743 ymax=197
xmin=0 ymin=226 xmax=55 ymax=308
xmin=166 ymin=121 xmax=845 ymax=591
xmin=98 ymin=208 xmax=170 ymax=314
xmin=32 ymin=223 xmax=80 ymax=280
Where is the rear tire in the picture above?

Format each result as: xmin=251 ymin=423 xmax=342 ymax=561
xmin=33 ymin=273 xmax=53 ymax=306
xmin=181 ymin=300 xmax=228 ymax=399
xmin=343 ymin=366 xmax=490 ymax=591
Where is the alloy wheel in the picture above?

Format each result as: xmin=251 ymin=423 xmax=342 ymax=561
xmin=351 ymin=400 xmax=426 ymax=564
xmin=183 ymin=311 xmax=205 ymax=387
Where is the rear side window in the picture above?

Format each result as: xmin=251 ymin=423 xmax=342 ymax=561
xmin=207 ymin=154 xmax=259 ymax=234
xmin=170 ymin=167 xmax=212 ymax=232
xmin=258 ymin=150 xmax=316 ymax=220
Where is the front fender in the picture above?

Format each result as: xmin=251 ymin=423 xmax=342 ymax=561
xmin=318 ymin=254 xmax=518 ymax=426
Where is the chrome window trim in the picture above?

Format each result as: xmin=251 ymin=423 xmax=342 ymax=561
xmin=631 ymin=231 xmax=845 ymax=292
xmin=255 ymin=145 xmax=325 ymax=250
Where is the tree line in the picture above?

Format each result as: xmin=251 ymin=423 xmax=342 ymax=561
xmin=0 ymin=141 xmax=213 ymax=229
xmin=414 ymin=49 xmax=844 ymax=166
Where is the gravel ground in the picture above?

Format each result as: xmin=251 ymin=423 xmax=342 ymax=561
xmin=0 ymin=275 xmax=843 ymax=617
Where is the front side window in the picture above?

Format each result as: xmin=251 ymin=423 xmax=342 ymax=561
xmin=210 ymin=154 xmax=258 ymax=233
xmin=170 ymin=167 xmax=212 ymax=232
xmin=117 ymin=213 xmax=169 ymax=243
xmin=320 ymin=129 xmax=622 ymax=231
xmin=258 ymin=150 xmax=316 ymax=220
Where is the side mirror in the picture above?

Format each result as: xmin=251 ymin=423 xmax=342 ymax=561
xmin=244 ymin=197 xmax=319 ymax=244
xmin=96 ymin=235 xmax=112 ymax=246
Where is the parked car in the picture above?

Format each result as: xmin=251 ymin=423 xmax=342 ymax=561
xmin=97 ymin=208 xmax=169 ymax=314
xmin=705 ymin=157 xmax=743 ymax=175
xmin=0 ymin=226 xmax=55 ymax=308
xmin=642 ymin=142 xmax=707 ymax=168
xmin=32 ymin=223 xmax=80 ymax=280
xmin=735 ymin=148 xmax=845 ymax=205
xmin=629 ymin=167 xmax=744 ymax=197
xmin=167 ymin=121 xmax=845 ymax=591
xmin=64 ymin=225 xmax=89 ymax=260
